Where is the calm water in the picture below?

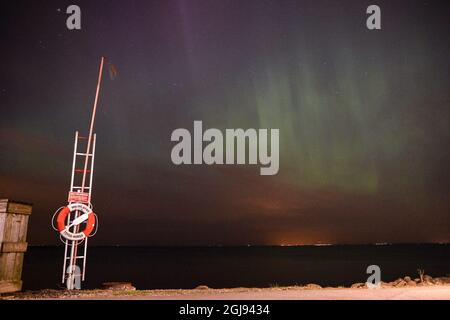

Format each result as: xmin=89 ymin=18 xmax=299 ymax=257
xmin=22 ymin=245 xmax=450 ymax=290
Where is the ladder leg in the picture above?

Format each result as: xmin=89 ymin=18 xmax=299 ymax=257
xmin=62 ymin=238 xmax=68 ymax=283
xmin=82 ymin=238 xmax=88 ymax=281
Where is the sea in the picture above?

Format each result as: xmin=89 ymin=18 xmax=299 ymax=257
xmin=22 ymin=244 xmax=450 ymax=290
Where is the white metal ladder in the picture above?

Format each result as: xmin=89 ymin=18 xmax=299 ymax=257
xmin=62 ymin=131 xmax=97 ymax=289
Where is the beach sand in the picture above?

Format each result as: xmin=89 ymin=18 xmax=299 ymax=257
xmin=3 ymin=284 xmax=450 ymax=300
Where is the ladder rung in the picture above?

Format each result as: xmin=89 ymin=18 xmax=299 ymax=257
xmin=78 ymin=136 xmax=88 ymax=140
xmin=72 ymin=186 xmax=90 ymax=189
xmin=76 ymin=152 xmax=93 ymax=156
xmin=75 ymin=169 xmax=91 ymax=173
xmin=66 ymin=256 xmax=86 ymax=260
xmin=66 ymin=274 xmax=84 ymax=277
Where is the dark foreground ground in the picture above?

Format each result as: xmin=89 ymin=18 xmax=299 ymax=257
xmin=3 ymin=275 xmax=450 ymax=300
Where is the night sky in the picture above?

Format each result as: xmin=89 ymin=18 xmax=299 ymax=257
xmin=1 ymin=0 xmax=449 ymax=245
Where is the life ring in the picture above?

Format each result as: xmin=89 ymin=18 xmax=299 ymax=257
xmin=56 ymin=203 xmax=96 ymax=241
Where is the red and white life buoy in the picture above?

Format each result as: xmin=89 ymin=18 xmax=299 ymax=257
xmin=56 ymin=203 xmax=96 ymax=241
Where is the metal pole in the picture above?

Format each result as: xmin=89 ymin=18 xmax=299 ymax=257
xmin=88 ymin=134 xmax=97 ymax=204
xmin=81 ymin=56 xmax=104 ymax=192
xmin=63 ymin=131 xmax=79 ymax=283
xmin=72 ymin=57 xmax=105 ymax=287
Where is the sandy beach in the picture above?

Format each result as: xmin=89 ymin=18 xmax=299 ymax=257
xmin=3 ymin=283 xmax=450 ymax=300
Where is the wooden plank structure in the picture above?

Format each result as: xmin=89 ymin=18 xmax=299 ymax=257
xmin=0 ymin=199 xmax=32 ymax=293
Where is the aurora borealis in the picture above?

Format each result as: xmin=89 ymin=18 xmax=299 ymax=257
xmin=1 ymin=0 xmax=449 ymax=245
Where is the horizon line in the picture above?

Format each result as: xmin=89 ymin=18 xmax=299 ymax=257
xmin=27 ymin=242 xmax=450 ymax=248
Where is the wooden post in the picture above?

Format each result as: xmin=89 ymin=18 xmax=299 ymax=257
xmin=0 ymin=199 xmax=32 ymax=293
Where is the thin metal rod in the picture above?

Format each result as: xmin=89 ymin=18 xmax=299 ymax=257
xmin=89 ymin=134 xmax=96 ymax=203
xmin=81 ymin=56 xmax=104 ymax=193
xmin=68 ymin=216 xmax=76 ymax=289
xmin=70 ymin=57 xmax=105 ymax=289
xmin=62 ymin=237 xmax=69 ymax=283
xmin=82 ymin=238 xmax=88 ymax=281
xmin=63 ymin=131 xmax=79 ymax=284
